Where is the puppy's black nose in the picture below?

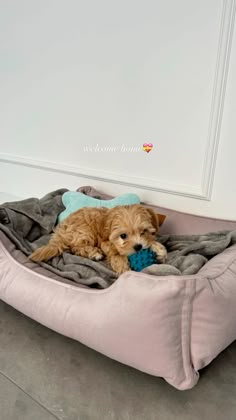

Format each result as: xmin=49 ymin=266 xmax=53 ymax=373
xmin=133 ymin=244 xmax=143 ymax=252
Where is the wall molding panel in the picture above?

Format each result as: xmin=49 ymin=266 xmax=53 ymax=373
xmin=201 ymin=0 xmax=235 ymax=199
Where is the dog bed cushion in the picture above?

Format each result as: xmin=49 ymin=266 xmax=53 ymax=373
xmin=1 ymin=187 xmax=236 ymax=390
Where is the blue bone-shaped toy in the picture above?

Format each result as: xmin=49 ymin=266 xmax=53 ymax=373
xmin=58 ymin=192 xmax=140 ymax=222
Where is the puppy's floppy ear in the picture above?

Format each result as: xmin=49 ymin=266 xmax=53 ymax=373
xmin=157 ymin=213 xmax=166 ymax=227
xmin=102 ymin=211 xmax=113 ymax=241
xmin=146 ymin=208 xmax=159 ymax=231
xmin=146 ymin=209 xmax=166 ymax=230
xmin=102 ymin=219 xmax=111 ymax=241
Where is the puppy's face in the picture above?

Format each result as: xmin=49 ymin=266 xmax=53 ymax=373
xmin=106 ymin=205 xmax=160 ymax=256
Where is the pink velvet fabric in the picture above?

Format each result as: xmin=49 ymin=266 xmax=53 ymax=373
xmin=0 ymin=240 xmax=199 ymax=389
xmin=1 ymin=237 xmax=236 ymax=389
xmin=191 ymin=244 xmax=236 ymax=371
xmin=1 ymin=193 xmax=236 ymax=389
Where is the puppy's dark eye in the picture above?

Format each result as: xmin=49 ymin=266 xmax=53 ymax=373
xmin=141 ymin=229 xmax=147 ymax=236
xmin=120 ymin=233 xmax=127 ymax=239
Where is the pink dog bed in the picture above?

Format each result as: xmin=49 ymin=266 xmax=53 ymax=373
xmin=0 ymin=198 xmax=236 ymax=390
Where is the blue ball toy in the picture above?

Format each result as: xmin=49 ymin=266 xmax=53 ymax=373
xmin=128 ymin=248 xmax=157 ymax=272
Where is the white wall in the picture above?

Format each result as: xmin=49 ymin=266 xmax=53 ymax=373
xmin=0 ymin=0 xmax=235 ymax=219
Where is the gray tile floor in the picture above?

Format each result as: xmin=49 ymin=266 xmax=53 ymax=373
xmin=0 ymin=301 xmax=236 ymax=420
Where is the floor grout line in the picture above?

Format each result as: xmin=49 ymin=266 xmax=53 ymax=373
xmin=0 ymin=370 xmax=61 ymax=420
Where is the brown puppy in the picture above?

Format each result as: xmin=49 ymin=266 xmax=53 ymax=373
xmin=30 ymin=204 xmax=167 ymax=274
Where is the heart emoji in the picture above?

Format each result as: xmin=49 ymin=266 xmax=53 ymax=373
xmin=143 ymin=143 xmax=153 ymax=153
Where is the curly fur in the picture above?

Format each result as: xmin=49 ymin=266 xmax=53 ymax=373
xmin=30 ymin=204 xmax=167 ymax=274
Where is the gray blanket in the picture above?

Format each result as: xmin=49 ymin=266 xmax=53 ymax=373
xmin=143 ymin=231 xmax=236 ymax=276
xmin=0 ymin=189 xmax=117 ymax=289
xmin=0 ymin=189 xmax=236 ymax=288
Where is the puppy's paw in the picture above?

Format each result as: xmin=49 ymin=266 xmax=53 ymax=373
xmin=150 ymin=242 xmax=167 ymax=264
xmin=109 ymin=255 xmax=130 ymax=275
xmin=74 ymin=246 xmax=104 ymax=261
xmin=89 ymin=249 xmax=104 ymax=261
